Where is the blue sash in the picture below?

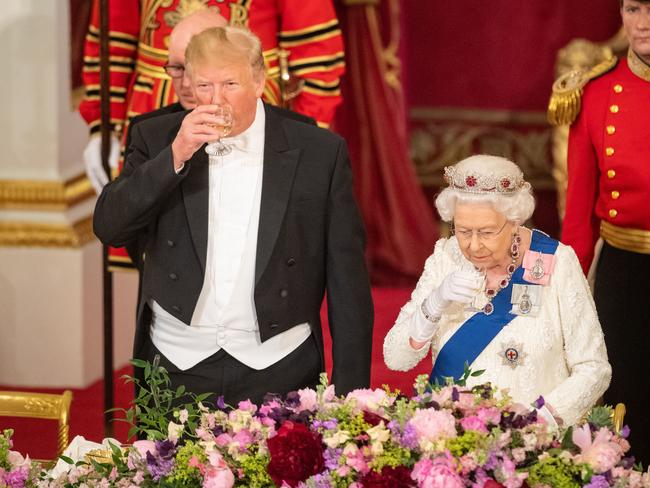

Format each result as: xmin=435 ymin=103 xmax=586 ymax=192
xmin=429 ymin=230 xmax=559 ymax=384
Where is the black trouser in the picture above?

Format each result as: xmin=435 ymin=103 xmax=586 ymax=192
xmin=594 ymin=242 xmax=650 ymax=466
xmin=141 ymin=333 xmax=323 ymax=408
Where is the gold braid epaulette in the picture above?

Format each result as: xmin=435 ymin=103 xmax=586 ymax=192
xmin=547 ymin=55 xmax=618 ymax=126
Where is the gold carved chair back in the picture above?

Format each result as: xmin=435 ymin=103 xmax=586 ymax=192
xmin=0 ymin=390 xmax=73 ymax=459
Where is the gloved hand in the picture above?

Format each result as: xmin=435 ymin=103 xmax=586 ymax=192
xmin=83 ymin=133 xmax=121 ymax=194
xmin=410 ymin=269 xmax=484 ymax=344
xmin=425 ymin=269 xmax=484 ymax=318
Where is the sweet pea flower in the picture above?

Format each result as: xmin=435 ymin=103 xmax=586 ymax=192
xmin=297 ymin=388 xmax=318 ymax=412
xmin=477 ymin=407 xmax=502 ymax=426
xmin=132 ymin=440 xmax=157 ymax=458
xmin=237 ymin=400 xmax=257 ymax=413
xmin=460 ymin=415 xmax=488 ymax=434
xmin=323 ymin=430 xmax=350 ymax=449
xmin=345 ymin=388 xmax=394 ymax=414
xmin=178 ymin=409 xmax=189 ymax=424
xmin=167 ymin=421 xmax=184 ymax=443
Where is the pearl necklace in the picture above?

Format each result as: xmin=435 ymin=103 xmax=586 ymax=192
xmin=482 ymin=231 xmax=521 ymax=315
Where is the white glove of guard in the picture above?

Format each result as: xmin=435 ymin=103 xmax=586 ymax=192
xmin=409 ymin=269 xmax=484 ymax=344
xmin=83 ymin=133 xmax=121 ymax=194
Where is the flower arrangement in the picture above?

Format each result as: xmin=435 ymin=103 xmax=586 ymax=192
xmin=1 ymin=360 xmax=649 ymax=488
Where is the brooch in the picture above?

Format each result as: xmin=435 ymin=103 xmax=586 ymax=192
xmin=522 ymin=251 xmax=556 ymax=285
xmin=499 ymin=341 xmax=528 ymax=369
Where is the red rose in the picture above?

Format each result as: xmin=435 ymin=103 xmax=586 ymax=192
xmin=267 ymin=421 xmax=324 ymax=487
xmin=360 ymin=465 xmax=415 ymax=488
xmin=466 ymin=175 xmax=477 ymax=187
xmin=500 ymin=178 xmax=511 ymax=189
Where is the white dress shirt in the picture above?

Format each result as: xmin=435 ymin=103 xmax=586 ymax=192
xmin=150 ymin=99 xmax=311 ymax=371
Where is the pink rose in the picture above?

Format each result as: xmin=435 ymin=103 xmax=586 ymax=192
xmin=573 ymin=425 xmax=624 ymax=473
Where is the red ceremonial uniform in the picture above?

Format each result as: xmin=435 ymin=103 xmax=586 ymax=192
xmin=562 ymin=49 xmax=650 ymax=465
xmin=78 ymin=0 xmax=345 ymax=267
xmin=562 ymin=52 xmax=650 ymax=273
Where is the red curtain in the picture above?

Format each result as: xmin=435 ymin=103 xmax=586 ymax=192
xmin=335 ymin=0 xmax=438 ymax=285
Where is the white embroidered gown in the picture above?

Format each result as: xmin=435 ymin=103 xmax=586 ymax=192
xmin=383 ymin=235 xmax=611 ymax=426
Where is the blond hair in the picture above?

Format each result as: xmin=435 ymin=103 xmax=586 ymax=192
xmin=185 ymin=26 xmax=265 ymax=80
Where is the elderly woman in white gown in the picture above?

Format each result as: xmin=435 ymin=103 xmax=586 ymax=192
xmin=384 ymin=155 xmax=611 ymax=426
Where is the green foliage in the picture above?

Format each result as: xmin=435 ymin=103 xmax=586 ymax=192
xmin=0 ymin=429 xmax=13 ymax=470
xmin=166 ymin=441 xmax=205 ymax=486
xmin=526 ymin=455 xmax=587 ymax=488
xmin=237 ymin=453 xmax=273 ymax=487
xmin=110 ymin=355 xmax=212 ymax=441
xmin=446 ymin=430 xmax=482 ymax=457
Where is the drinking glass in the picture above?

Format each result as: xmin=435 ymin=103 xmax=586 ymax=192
xmin=205 ymin=104 xmax=234 ymax=157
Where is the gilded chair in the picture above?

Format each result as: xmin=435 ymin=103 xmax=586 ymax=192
xmin=0 ymin=390 xmax=73 ymax=458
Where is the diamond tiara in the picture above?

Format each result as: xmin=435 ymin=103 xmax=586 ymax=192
xmin=443 ymin=166 xmax=530 ymax=195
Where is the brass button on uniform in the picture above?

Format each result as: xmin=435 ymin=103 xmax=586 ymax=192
xmin=279 ymin=289 xmax=289 ymax=298
xmin=613 ymin=84 xmax=623 ymax=93
xmin=609 ymin=209 xmax=618 ymax=218
xmin=607 ymin=169 xmax=616 ymax=179
xmin=605 ymin=147 xmax=615 ymax=156
xmin=169 ymin=272 xmax=178 ymax=280
xmin=611 ymin=190 xmax=620 ymax=200
xmin=610 ymin=104 xmax=619 ymax=113
xmin=286 ymin=257 xmax=296 ymax=267
xmin=606 ymin=125 xmax=616 ymax=135
xmin=167 ymin=240 xmax=175 ymax=247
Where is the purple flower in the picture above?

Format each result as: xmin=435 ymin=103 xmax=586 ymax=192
xmin=285 ymin=391 xmax=301 ymax=409
xmin=399 ymin=423 xmax=419 ymax=450
xmin=451 ymin=388 xmax=460 ymax=402
xmin=312 ymin=419 xmax=338 ymax=431
xmin=216 ymin=395 xmax=227 ymax=410
xmin=146 ymin=451 xmax=175 ymax=481
xmin=155 ymin=439 xmax=176 ymax=459
xmin=323 ymin=447 xmax=343 ymax=470
xmin=2 ymin=466 xmax=29 ymax=488
xmin=533 ymin=396 xmax=545 ymax=409
xmin=620 ymin=425 xmax=630 ymax=439
xmin=585 ymin=474 xmax=610 ymax=488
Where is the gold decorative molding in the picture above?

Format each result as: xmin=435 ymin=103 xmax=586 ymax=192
xmin=409 ymin=107 xmax=554 ymax=190
xmin=0 ymin=174 xmax=95 ymax=211
xmin=0 ymin=216 xmax=95 ymax=248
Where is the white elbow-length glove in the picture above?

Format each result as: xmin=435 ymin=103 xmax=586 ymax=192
xmin=83 ymin=133 xmax=121 ymax=194
xmin=409 ymin=269 xmax=484 ymax=342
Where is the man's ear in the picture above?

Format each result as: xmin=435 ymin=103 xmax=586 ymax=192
xmin=254 ymin=73 xmax=266 ymax=98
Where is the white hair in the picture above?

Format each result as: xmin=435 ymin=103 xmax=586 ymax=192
xmin=434 ymin=155 xmax=536 ymax=223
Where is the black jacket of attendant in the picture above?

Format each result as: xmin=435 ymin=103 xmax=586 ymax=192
xmin=93 ymin=103 xmax=374 ymax=394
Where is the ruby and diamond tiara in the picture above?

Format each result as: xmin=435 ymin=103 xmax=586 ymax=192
xmin=443 ymin=166 xmax=530 ymax=194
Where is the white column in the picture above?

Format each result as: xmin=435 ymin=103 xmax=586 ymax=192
xmin=0 ymin=1 xmax=135 ymax=387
